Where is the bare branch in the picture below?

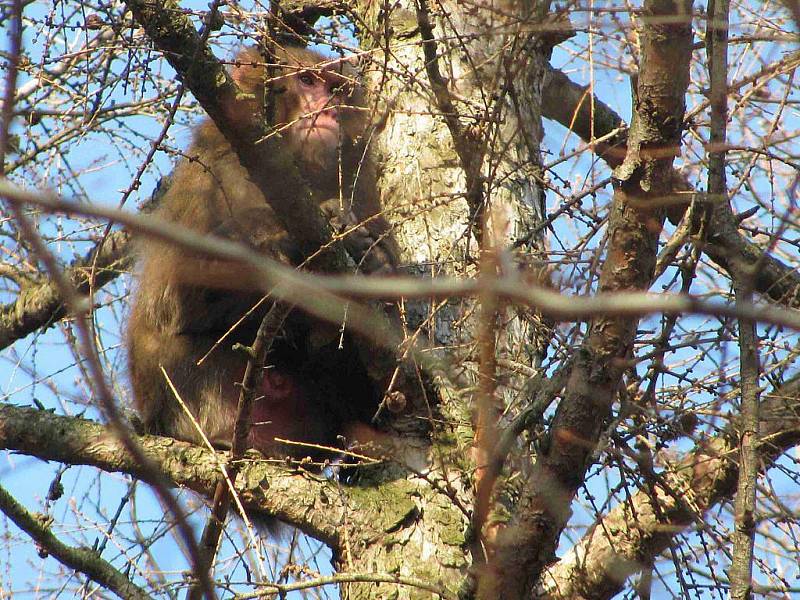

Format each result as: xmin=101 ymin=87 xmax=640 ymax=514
xmin=0 ymin=483 xmax=150 ymax=600
xmin=541 ymin=65 xmax=800 ymax=309
xmin=483 ymin=3 xmax=695 ymax=597
xmin=5 ymin=182 xmax=800 ymax=332
xmin=0 ymin=229 xmax=132 ymax=350
xmin=542 ymin=376 xmax=800 ymax=599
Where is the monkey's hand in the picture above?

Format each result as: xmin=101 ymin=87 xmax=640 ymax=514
xmin=320 ymin=199 xmax=395 ymax=274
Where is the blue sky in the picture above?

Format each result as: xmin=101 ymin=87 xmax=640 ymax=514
xmin=2 ymin=2 xmax=799 ymax=598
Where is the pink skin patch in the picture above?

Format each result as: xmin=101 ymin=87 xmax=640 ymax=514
xmin=293 ymin=119 xmax=339 ymax=145
xmin=259 ymin=369 xmax=294 ymax=400
xmin=247 ymin=367 xmax=328 ymax=451
xmin=293 ymin=69 xmax=345 ymax=142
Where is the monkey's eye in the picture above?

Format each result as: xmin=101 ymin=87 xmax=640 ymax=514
xmin=298 ymin=72 xmax=316 ymax=86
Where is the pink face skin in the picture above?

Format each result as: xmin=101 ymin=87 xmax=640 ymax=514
xmin=291 ymin=68 xmax=351 ymax=145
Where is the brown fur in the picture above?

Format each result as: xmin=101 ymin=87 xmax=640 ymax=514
xmin=127 ymin=46 xmax=397 ymax=458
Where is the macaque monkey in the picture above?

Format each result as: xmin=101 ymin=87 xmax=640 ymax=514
xmin=127 ymin=45 xmax=397 ymax=459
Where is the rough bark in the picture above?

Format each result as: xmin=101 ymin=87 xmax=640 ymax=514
xmin=0 ymin=403 xmax=421 ymax=548
xmin=484 ymin=2 xmax=694 ymax=597
xmin=336 ymin=1 xmax=553 ymax=597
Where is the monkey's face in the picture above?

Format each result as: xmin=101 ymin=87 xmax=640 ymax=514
xmin=289 ymin=69 xmax=349 ymax=142
xmin=277 ymin=59 xmax=364 ymax=173
xmin=232 ymin=47 xmax=368 ymax=174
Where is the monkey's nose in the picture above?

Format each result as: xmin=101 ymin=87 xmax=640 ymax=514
xmin=319 ymin=104 xmax=339 ymax=120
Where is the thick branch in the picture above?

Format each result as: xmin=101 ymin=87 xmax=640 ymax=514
xmin=482 ymin=3 xmax=695 ymax=598
xmin=541 ymin=376 xmax=800 ymax=599
xmin=0 ymin=229 xmax=131 ymax=350
xmin=541 ymin=65 xmax=800 ymax=309
xmin=541 ymin=65 xmax=628 ymax=168
xmin=706 ymin=209 xmax=800 ymax=308
xmin=0 ymin=403 xmax=414 ymax=550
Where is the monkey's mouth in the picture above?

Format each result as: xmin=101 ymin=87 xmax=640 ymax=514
xmin=299 ymin=111 xmax=338 ymax=128
xmin=296 ymin=120 xmax=339 ymax=141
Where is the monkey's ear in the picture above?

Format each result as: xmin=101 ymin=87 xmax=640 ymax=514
xmin=231 ymin=47 xmax=264 ymax=88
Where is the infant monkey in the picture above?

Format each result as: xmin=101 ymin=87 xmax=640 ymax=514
xmin=127 ymin=45 xmax=397 ymax=459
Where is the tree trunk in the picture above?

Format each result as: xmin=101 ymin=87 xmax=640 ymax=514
xmin=331 ymin=2 xmax=551 ymax=596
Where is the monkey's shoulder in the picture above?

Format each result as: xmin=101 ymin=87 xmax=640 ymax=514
xmin=158 ymin=132 xmax=274 ymax=222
